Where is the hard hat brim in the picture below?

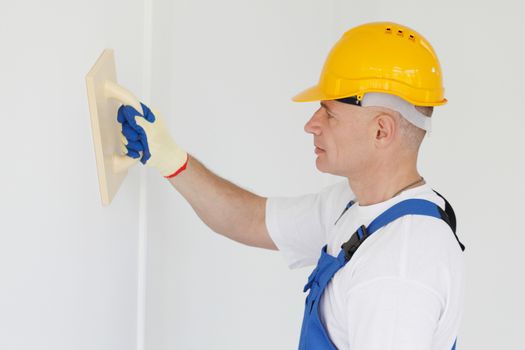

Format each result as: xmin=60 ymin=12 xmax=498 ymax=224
xmin=292 ymin=85 xmax=330 ymax=102
xmin=292 ymin=84 xmax=448 ymax=106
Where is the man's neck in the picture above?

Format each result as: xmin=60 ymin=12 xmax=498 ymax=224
xmin=347 ymin=162 xmax=423 ymax=206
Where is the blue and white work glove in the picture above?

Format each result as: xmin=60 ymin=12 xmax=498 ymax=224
xmin=117 ymin=103 xmax=188 ymax=178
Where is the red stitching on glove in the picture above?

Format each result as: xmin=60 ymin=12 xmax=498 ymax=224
xmin=165 ymin=154 xmax=189 ymax=179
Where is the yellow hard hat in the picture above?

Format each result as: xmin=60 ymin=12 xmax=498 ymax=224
xmin=293 ymin=22 xmax=447 ymax=106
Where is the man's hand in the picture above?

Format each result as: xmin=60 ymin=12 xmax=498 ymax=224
xmin=117 ymin=102 xmax=188 ymax=178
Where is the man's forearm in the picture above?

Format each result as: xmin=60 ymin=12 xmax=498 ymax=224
xmin=167 ymin=154 xmax=277 ymax=250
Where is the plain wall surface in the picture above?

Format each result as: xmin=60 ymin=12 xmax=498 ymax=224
xmin=145 ymin=1 xmax=525 ymax=349
xmin=1 ymin=0 xmax=524 ymax=349
xmin=0 ymin=1 xmax=147 ymax=349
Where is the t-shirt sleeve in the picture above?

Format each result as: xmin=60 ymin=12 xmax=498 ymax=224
xmin=345 ymin=277 xmax=443 ymax=350
xmin=265 ymin=181 xmax=351 ymax=269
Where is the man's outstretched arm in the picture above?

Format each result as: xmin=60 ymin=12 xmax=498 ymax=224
xmin=168 ymin=154 xmax=277 ymax=250
xmin=117 ymin=103 xmax=277 ymax=250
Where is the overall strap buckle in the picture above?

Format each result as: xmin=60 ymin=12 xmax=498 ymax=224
xmin=341 ymin=225 xmax=369 ymax=261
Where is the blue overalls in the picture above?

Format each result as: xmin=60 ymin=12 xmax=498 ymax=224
xmin=298 ymin=191 xmax=466 ymax=350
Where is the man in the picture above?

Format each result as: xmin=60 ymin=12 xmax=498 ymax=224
xmin=118 ymin=22 xmax=465 ymax=350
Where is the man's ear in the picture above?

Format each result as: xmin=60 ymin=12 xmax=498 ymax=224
xmin=373 ymin=112 xmax=397 ymax=147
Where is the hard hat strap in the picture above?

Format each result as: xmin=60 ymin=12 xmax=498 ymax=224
xmin=362 ymin=93 xmax=432 ymax=132
xmin=335 ymin=96 xmax=362 ymax=106
xmin=335 ymin=93 xmax=432 ymax=132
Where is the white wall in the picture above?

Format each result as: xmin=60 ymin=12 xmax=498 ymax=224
xmin=145 ymin=0 xmax=525 ymax=349
xmin=2 ymin=0 xmax=523 ymax=349
xmin=0 ymin=1 xmax=148 ymax=349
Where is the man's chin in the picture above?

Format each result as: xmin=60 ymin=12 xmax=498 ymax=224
xmin=315 ymin=158 xmax=330 ymax=173
xmin=315 ymin=159 xmax=345 ymax=177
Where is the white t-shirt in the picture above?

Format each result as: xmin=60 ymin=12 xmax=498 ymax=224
xmin=265 ymin=181 xmax=465 ymax=350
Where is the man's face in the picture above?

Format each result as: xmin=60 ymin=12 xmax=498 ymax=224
xmin=304 ymin=100 xmax=375 ymax=177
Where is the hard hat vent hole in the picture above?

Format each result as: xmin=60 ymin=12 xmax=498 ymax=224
xmin=409 ymin=34 xmax=415 ymax=41
xmin=397 ymin=30 xmax=404 ymax=37
xmin=385 ymin=27 xmax=392 ymax=34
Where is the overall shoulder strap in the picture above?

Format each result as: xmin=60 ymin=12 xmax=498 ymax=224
xmin=433 ymin=190 xmax=456 ymax=233
xmin=432 ymin=190 xmax=465 ymax=251
xmin=341 ymin=197 xmax=465 ymax=262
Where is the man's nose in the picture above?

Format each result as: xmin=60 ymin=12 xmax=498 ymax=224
xmin=304 ymin=112 xmax=322 ymax=135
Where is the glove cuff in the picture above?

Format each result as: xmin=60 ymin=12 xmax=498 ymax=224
xmin=165 ymin=153 xmax=189 ymax=179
